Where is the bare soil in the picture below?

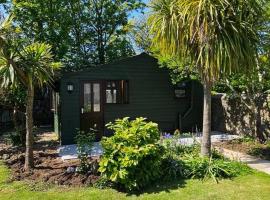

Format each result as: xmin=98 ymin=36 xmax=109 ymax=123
xmin=214 ymin=139 xmax=270 ymax=161
xmin=0 ymin=128 xmax=100 ymax=186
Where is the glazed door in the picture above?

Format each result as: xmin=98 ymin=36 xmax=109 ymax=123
xmin=80 ymin=81 xmax=103 ymax=140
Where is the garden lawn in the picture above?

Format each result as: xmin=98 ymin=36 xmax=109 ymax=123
xmin=1 ymin=162 xmax=270 ymax=200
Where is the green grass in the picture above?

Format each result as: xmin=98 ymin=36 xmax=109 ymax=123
xmin=1 ymin=162 xmax=270 ymax=200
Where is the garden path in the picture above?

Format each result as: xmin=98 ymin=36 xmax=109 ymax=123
xmin=215 ymin=146 xmax=270 ymax=175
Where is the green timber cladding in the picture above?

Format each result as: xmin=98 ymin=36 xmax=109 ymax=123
xmin=57 ymin=53 xmax=203 ymax=145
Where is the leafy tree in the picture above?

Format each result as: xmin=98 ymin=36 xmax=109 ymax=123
xmin=149 ymin=0 xmax=263 ymax=156
xmin=0 ymin=16 xmax=60 ymax=170
xmin=11 ymin=0 xmax=145 ymax=70
xmin=11 ymin=0 xmax=72 ymax=60
xmin=130 ymin=17 xmax=152 ymax=53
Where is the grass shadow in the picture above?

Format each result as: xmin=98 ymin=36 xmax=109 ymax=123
xmin=125 ymin=178 xmax=187 ymax=197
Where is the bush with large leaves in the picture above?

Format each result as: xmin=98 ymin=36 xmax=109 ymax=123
xmin=99 ymin=117 xmax=164 ymax=191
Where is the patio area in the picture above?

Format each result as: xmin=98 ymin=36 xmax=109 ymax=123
xmin=58 ymin=132 xmax=241 ymax=160
xmin=58 ymin=142 xmax=103 ymax=160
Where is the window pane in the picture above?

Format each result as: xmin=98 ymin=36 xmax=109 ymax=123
xmin=93 ymin=83 xmax=101 ymax=112
xmin=84 ymin=83 xmax=91 ymax=112
xmin=106 ymin=89 xmax=117 ymax=103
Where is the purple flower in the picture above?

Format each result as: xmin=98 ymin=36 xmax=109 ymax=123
xmin=163 ymin=133 xmax=172 ymax=139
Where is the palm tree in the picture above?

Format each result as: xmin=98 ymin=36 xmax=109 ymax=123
xmin=0 ymin=17 xmax=60 ymax=170
xmin=149 ymin=0 xmax=262 ymax=156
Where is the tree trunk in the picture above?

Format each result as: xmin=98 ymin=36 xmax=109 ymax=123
xmin=98 ymin=38 xmax=105 ymax=64
xmin=201 ymin=79 xmax=212 ymax=157
xmin=24 ymin=85 xmax=34 ymax=171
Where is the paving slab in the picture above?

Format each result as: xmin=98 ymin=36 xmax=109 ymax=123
xmin=58 ymin=142 xmax=103 ymax=160
xmin=178 ymin=132 xmax=241 ymax=146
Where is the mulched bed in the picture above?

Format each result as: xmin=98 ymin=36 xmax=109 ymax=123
xmin=215 ymin=140 xmax=270 ymax=161
xmin=0 ymin=130 xmax=101 ymax=186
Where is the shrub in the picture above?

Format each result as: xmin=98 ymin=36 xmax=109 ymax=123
xmin=160 ymin=156 xmax=187 ymax=180
xmin=75 ymin=129 xmax=96 ymax=174
xmin=99 ymin=117 xmax=164 ymax=191
xmin=160 ymin=137 xmax=250 ymax=182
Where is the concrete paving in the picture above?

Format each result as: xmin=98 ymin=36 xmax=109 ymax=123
xmin=178 ymin=132 xmax=241 ymax=146
xmin=58 ymin=132 xmax=240 ymax=160
xmin=215 ymin=146 xmax=270 ymax=175
xmin=58 ymin=142 xmax=103 ymax=160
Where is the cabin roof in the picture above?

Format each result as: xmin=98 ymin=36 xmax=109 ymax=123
xmin=61 ymin=53 xmax=156 ymax=77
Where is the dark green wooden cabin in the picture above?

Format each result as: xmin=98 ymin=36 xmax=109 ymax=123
xmin=54 ymin=53 xmax=203 ymax=145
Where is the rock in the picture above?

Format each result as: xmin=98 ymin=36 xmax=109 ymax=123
xmin=66 ymin=166 xmax=75 ymax=174
xmin=2 ymin=154 xmax=10 ymax=160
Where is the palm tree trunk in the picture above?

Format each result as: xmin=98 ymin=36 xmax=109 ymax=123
xmin=201 ymin=79 xmax=212 ymax=157
xmin=24 ymin=85 xmax=34 ymax=171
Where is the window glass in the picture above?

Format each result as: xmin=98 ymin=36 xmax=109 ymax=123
xmin=105 ymin=80 xmax=128 ymax=104
xmin=93 ymin=83 xmax=101 ymax=112
xmin=106 ymin=89 xmax=117 ymax=103
xmin=84 ymin=83 xmax=91 ymax=112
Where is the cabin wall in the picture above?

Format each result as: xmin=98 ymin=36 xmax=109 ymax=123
xmin=59 ymin=54 xmax=203 ymax=145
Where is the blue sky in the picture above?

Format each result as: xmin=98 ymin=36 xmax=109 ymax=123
xmin=1 ymin=0 xmax=150 ymax=18
xmin=130 ymin=0 xmax=150 ymax=19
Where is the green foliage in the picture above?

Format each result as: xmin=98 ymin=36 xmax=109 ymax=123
xmin=93 ymin=177 xmax=114 ymax=189
xmin=232 ymin=136 xmax=256 ymax=144
xmin=160 ymin=156 xmax=186 ymax=181
xmin=149 ymin=0 xmax=263 ymax=81
xmin=11 ymin=0 xmax=145 ymax=69
xmin=160 ymin=138 xmax=251 ymax=183
xmin=161 ymin=136 xmax=200 ymax=157
xmin=0 ymin=84 xmax=26 ymax=108
xmin=213 ymin=64 xmax=270 ymax=94
xmin=75 ymin=129 xmax=95 ymax=174
xmin=183 ymin=155 xmax=248 ymax=183
xmin=99 ymin=117 xmax=164 ymax=191
xmin=130 ymin=17 xmax=152 ymax=53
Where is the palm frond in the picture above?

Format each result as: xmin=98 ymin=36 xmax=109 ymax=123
xmin=19 ymin=42 xmax=61 ymax=87
xmin=149 ymin=0 xmax=263 ymax=82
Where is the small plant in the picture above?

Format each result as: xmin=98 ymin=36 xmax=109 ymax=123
xmin=6 ymin=129 xmax=26 ymax=146
xmin=75 ymin=128 xmax=96 ymax=174
xmin=160 ymin=156 xmax=187 ymax=180
xmin=93 ymin=177 xmax=114 ymax=189
xmin=248 ymin=144 xmax=270 ymax=160
xmin=161 ymin=134 xmax=200 ymax=157
xmin=174 ymin=129 xmax=181 ymax=136
xmin=99 ymin=117 xmax=164 ymax=191
xmin=231 ymin=136 xmax=255 ymax=144
xmin=185 ymin=155 xmax=252 ymax=183
xmin=160 ymin=136 xmax=250 ymax=183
